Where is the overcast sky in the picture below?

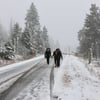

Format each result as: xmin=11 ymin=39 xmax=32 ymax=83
xmin=0 ymin=0 xmax=100 ymax=51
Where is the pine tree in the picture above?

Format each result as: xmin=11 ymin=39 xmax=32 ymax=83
xmin=35 ymin=29 xmax=44 ymax=53
xmin=21 ymin=27 xmax=32 ymax=50
xmin=42 ymin=26 xmax=50 ymax=50
xmin=0 ymin=23 xmax=8 ymax=43
xmin=11 ymin=23 xmax=22 ymax=54
xmin=78 ymin=4 xmax=100 ymax=58
xmin=23 ymin=2 xmax=43 ymax=54
xmin=4 ymin=41 xmax=14 ymax=60
xmin=0 ymin=24 xmax=4 ymax=44
xmin=78 ymin=27 xmax=90 ymax=57
xmin=0 ymin=23 xmax=8 ymax=53
xmin=25 ymin=3 xmax=39 ymax=28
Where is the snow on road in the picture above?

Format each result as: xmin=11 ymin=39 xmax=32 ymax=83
xmin=0 ymin=56 xmax=44 ymax=95
xmin=53 ymin=55 xmax=100 ymax=100
xmin=13 ymin=65 xmax=51 ymax=100
xmin=4 ymin=55 xmax=100 ymax=100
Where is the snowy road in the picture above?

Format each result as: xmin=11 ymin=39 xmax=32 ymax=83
xmin=0 ymin=56 xmax=44 ymax=85
xmin=0 ymin=59 xmax=53 ymax=100
xmin=1 ymin=55 xmax=100 ymax=100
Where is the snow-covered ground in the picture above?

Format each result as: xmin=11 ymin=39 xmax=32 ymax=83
xmin=0 ymin=74 xmax=22 ymax=94
xmin=0 ymin=56 xmax=44 ymax=94
xmin=53 ymin=55 xmax=100 ymax=100
xmin=10 ymin=55 xmax=100 ymax=100
xmin=13 ymin=68 xmax=51 ymax=100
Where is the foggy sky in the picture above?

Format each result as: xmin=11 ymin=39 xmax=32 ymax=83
xmin=0 ymin=0 xmax=100 ymax=51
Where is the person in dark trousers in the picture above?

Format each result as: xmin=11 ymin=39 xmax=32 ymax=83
xmin=45 ymin=48 xmax=51 ymax=64
xmin=53 ymin=48 xmax=63 ymax=67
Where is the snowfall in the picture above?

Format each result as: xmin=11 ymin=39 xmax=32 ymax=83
xmin=0 ymin=55 xmax=100 ymax=100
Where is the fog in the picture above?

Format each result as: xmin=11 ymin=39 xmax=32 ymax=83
xmin=0 ymin=0 xmax=100 ymax=51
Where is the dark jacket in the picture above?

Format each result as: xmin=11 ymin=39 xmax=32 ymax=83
xmin=53 ymin=48 xmax=62 ymax=59
xmin=45 ymin=48 xmax=51 ymax=58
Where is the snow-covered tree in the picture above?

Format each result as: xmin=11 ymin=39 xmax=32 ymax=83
xmin=21 ymin=27 xmax=32 ymax=49
xmin=22 ymin=2 xmax=44 ymax=54
xmin=10 ymin=23 xmax=22 ymax=54
xmin=78 ymin=27 xmax=90 ymax=57
xmin=78 ymin=4 xmax=100 ymax=58
xmin=0 ymin=24 xmax=4 ymax=44
xmin=4 ymin=41 xmax=14 ymax=60
xmin=25 ymin=3 xmax=39 ymax=28
xmin=35 ymin=29 xmax=44 ymax=53
xmin=0 ymin=22 xmax=8 ymax=53
xmin=41 ymin=26 xmax=50 ymax=50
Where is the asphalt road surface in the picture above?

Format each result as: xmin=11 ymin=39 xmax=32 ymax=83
xmin=0 ymin=59 xmax=54 ymax=100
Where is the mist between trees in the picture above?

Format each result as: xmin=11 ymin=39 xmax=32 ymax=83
xmin=0 ymin=2 xmax=60 ymax=61
xmin=1 ymin=2 xmax=99 ymax=65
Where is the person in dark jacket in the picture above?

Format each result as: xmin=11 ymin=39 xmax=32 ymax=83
xmin=53 ymin=48 xmax=63 ymax=67
xmin=45 ymin=48 xmax=51 ymax=64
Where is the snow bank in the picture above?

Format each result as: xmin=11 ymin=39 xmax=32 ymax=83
xmin=0 ymin=74 xmax=22 ymax=94
xmin=0 ymin=55 xmax=43 ymax=94
xmin=53 ymin=55 xmax=100 ymax=100
xmin=0 ymin=55 xmax=43 ymax=74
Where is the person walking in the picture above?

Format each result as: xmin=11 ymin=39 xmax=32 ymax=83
xmin=45 ymin=48 xmax=51 ymax=64
xmin=53 ymin=48 xmax=63 ymax=67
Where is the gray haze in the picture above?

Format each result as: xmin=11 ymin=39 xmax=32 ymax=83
xmin=0 ymin=0 xmax=100 ymax=51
